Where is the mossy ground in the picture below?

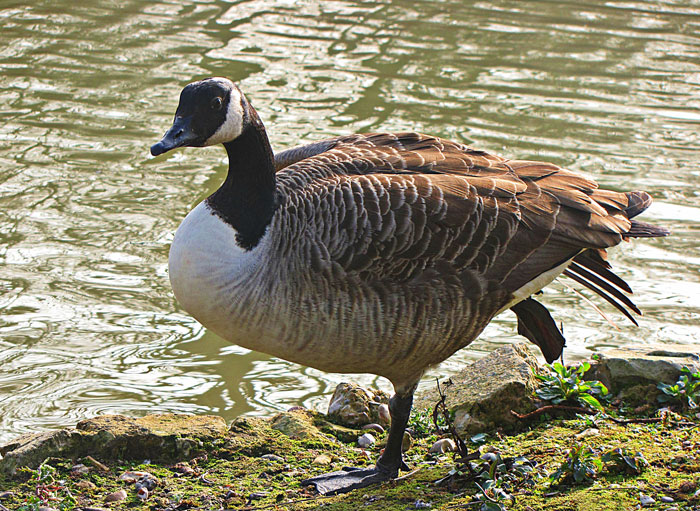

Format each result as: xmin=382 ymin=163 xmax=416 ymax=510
xmin=1 ymin=411 xmax=698 ymax=511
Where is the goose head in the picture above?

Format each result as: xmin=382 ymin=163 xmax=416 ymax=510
xmin=151 ymin=77 xmax=248 ymax=156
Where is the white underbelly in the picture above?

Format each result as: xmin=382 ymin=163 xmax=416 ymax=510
xmin=168 ymin=202 xmax=271 ymax=338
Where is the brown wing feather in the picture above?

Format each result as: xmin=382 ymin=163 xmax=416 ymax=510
xmin=276 ymin=132 xmax=664 ymax=304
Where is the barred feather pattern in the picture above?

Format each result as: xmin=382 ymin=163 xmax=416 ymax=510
xmin=213 ymin=131 xmax=665 ymax=391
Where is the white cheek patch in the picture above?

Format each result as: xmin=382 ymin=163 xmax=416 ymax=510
xmin=204 ymin=81 xmax=245 ymax=146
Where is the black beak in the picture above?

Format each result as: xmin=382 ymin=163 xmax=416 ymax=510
xmin=150 ymin=115 xmax=199 ymax=156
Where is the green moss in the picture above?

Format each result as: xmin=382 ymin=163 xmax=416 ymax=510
xmin=0 ymin=412 xmax=698 ymax=511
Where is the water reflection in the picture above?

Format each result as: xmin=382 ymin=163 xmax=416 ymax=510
xmin=0 ymin=0 xmax=698 ymax=443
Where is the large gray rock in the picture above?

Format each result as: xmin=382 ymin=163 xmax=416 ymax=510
xmin=596 ymin=344 xmax=700 ymax=391
xmin=0 ymin=414 xmax=227 ymax=476
xmin=414 ymin=343 xmax=541 ymax=435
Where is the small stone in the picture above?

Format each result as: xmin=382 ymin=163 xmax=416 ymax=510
xmin=378 ymin=404 xmax=391 ymax=425
xmin=172 ymin=462 xmax=195 ymax=475
xmin=694 ymin=489 xmax=700 ymax=498
xmin=660 ymin=496 xmax=674 ymax=503
xmin=361 ymin=423 xmax=385 ymax=434
xmin=481 ymin=452 xmax=498 ymax=463
xmin=357 ymin=433 xmax=376 ymax=448
xmin=135 ymin=474 xmax=159 ymax=491
xmin=0 ymin=491 xmax=13 ymax=500
xmin=261 ymin=454 xmax=285 ymax=462
xmin=137 ymin=487 xmax=148 ymax=500
xmin=119 ymin=470 xmax=151 ymax=483
xmin=639 ymin=493 xmax=655 ymax=507
xmin=70 ymin=463 xmax=90 ymax=475
xmin=313 ymin=454 xmax=332 ymax=465
xmin=105 ymin=489 xmax=127 ymax=502
xmin=249 ymin=492 xmax=269 ymax=500
xmin=667 ymin=507 xmax=679 ymax=511
xmin=575 ymin=428 xmax=599 ymax=439
xmin=429 ymin=438 xmax=456 ymax=454
xmin=414 ymin=499 xmax=432 ymax=508
xmin=75 ymin=480 xmax=97 ymax=490
xmin=38 ymin=507 xmax=57 ymax=511
xmin=402 ymin=431 xmax=412 ymax=452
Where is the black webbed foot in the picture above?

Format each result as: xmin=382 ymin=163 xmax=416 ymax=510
xmin=301 ymin=465 xmax=396 ymax=495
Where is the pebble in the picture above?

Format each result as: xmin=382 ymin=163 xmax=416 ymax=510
xmin=481 ymin=452 xmax=498 ymax=463
xmin=639 ymin=493 xmax=655 ymax=507
xmin=137 ymin=487 xmax=149 ymax=500
xmin=402 ymin=431 xmax=412 ymax=452
xmin=0 ymin=491 xmax=13 ymax=500
xmin=70 ymin=463 xmax=90 ymax=476
xmin=358 ymin=433 xmax=376 ymax=448
xmin=135 ymin=474 xmax=159 ymax=491
xmin=361 ymin=423 xmax=385 ymax=434
xmin=172 ymin=462 xmax=195 ymax=475
xmin=261 ymin=454 xmax=285 ymax=462
xmin=429 ymin=438 xmax=456 ymax=454
xmin=378 ymin=404 xmax=391 ymax=424
xmin=414 ymin=499 xmax=432 ymax=508
xmin=75 ymin=480 xmax=97 ymax=490
xmin=313 ymin=454 xmax=332 ymax=465
xmin=660 ymin=496 xmax=674 ymax=503
xmin=105 ymin=489 xmax=127 ymax=502
xmin=38 ymin=507 xmax=57 ymax=511
xmin=249 ymin=492 xmax=269 ymax=500
xmin=119 ymin=470 xmax=151 ymax=483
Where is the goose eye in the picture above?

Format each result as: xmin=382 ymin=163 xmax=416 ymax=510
xmin=211 ymin=97 xmax=223 ymax=110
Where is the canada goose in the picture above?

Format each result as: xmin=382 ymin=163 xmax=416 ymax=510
xmin=150 ymin=77 xmax=669 ymax=495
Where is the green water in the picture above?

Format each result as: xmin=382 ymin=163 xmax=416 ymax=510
xmin=0 ymin=0 xmax=698 ymax=443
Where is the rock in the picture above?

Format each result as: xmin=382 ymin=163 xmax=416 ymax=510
xmin=105 ymin=489 xmax=127 ymax=502
xmin=639 ymin=493 xmax=655 ymax=507
xmin=429 ymin=438 xmax=456 ymax=454
xmin=414 ymin=343 xmax=541 ymax=435
xmin=70 ymin=463 xmax=90 ymax=475
xmin=357 ymin=433 xmax=376 ymax=448
xmin=75 ymin=480 xmax=97 ymax=490
xmin=660 ymin=496 xmax=674 ymax=503
xmin=312 ymin=454 xmax=332 ymax=465
xmin=378 ymin=404 xmax=391 ymax=424
xmin=0 ymin=491 xmax=14 ymax=500
xmin=119 ymin=470 xmax=152 ymax=483
xmin=271 ymin=409 xmax=326 ymax=441
xmin=361 ymin=423 xmax=385 ymax=434
xmin=136 ymin=487 xmax=148 ymax=500
xmin=0 ymin=414 xmax=227 ymax=476
xmin=402 ymin=431 xmax=412 ymax=452
xmin=327 ymin=383 xmax=391 ymax=427
xmin=597 ymin=343 xmax=700 ymax=391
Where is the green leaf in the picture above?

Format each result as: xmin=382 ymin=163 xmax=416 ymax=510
xmin=578 ymin=394 xmax=604 ymax=412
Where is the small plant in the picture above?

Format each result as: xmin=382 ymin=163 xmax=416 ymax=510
xmin=601 ymin=447 xmax=648 ymax=475
xmin=549 ymin=443 xmax=603 ymax=485
xmin=18 ymin=462 xmax=76 ymax=511
xmin=409 ymin=407 xmax=447 ymax=438
xmin=658 ymin=367 xmax=700 ymax=411
xmin=534 ymin=362 xmax=609 ymax=412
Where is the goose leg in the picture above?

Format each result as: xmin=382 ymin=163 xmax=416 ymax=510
xmin=301 ymin=390 xmax=414 ymax=495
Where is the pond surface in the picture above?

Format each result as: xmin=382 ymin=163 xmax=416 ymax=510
xmin=0 ymin=0 xmax=698 ymax=443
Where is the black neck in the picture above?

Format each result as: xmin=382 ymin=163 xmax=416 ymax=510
xmin=206 ymin=115 xmax=277 ymax=250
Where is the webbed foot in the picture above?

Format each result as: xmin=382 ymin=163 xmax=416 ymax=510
xmin=301 ymin=465 xmax=395 ymax=495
